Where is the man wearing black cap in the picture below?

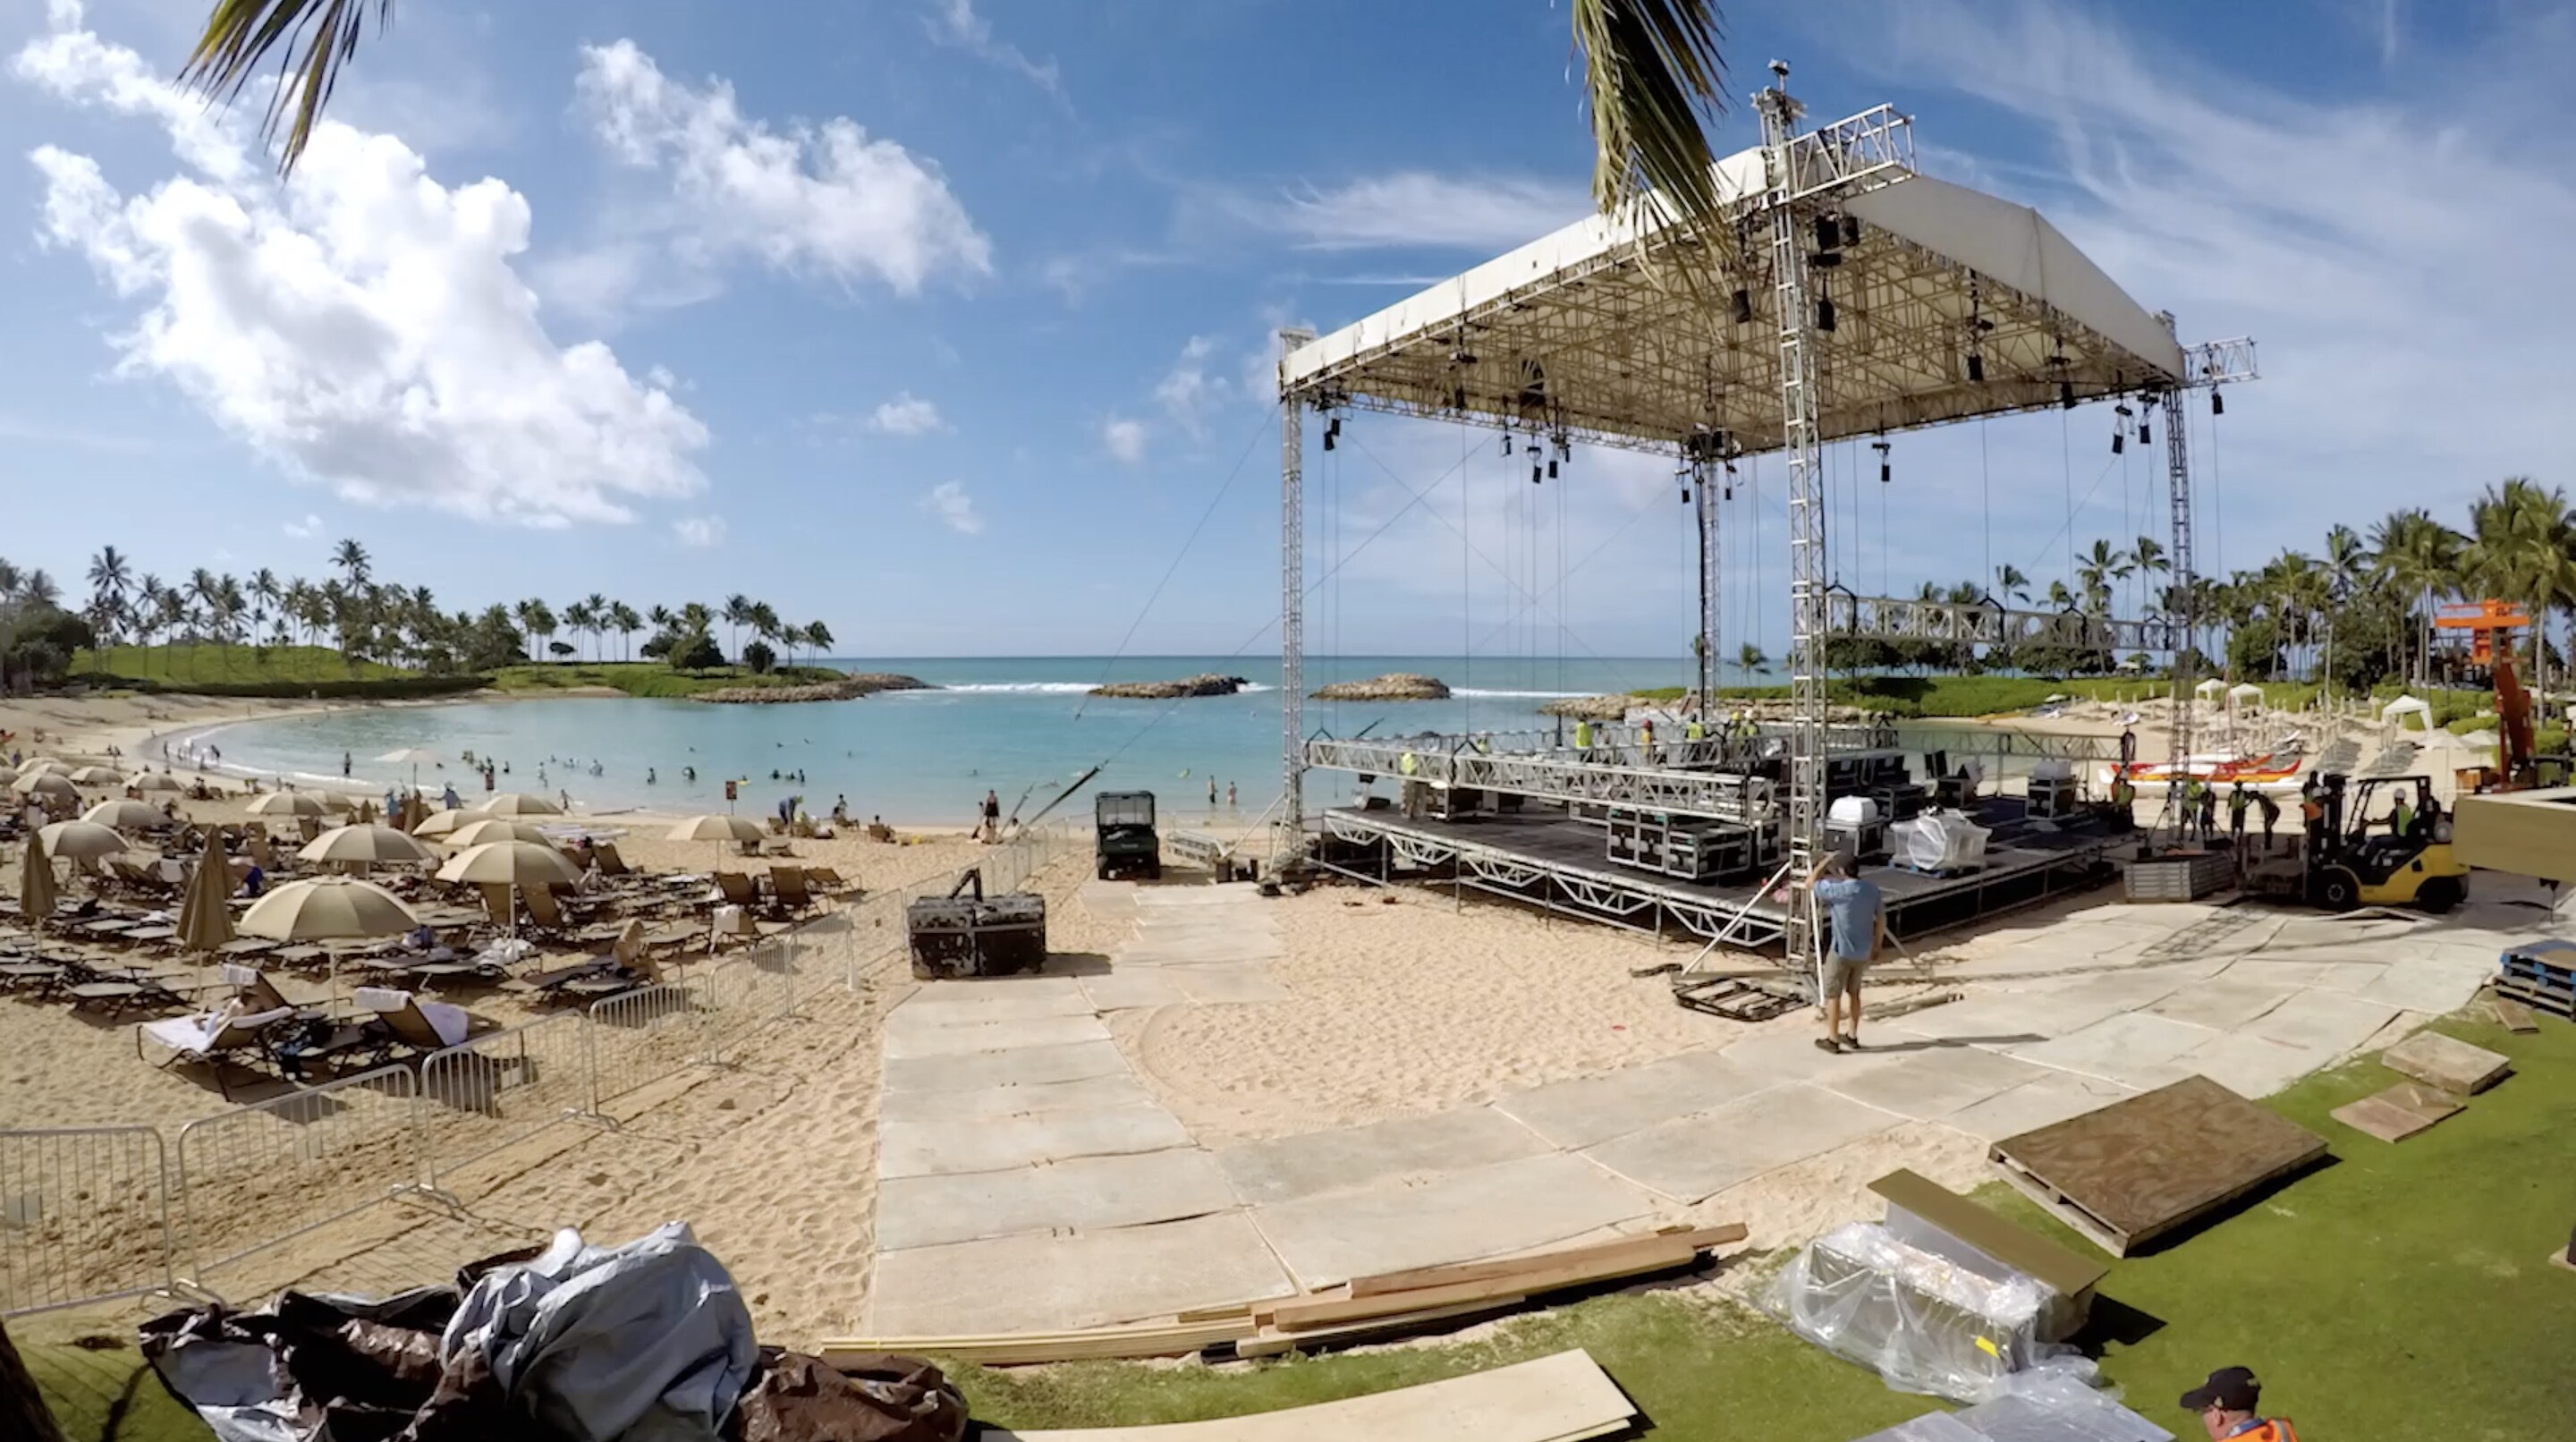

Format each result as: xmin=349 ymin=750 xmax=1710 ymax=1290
xmin=2182 ymin=1366 xmax=2296 ymax=1441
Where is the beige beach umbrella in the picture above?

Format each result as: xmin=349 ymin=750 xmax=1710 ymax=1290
xmin=17 ymin=828 xmax=56 ymax=923
xmin=320 ymin=793 xmax=358 ymax=815
xmin=13 ymin=772 xmax=78 ymax=802
xmin=477 ymin=792 xmax=564 ymax=818
xmin=129 ymin=770 xmax=186 ymax=793
xmin=443 ymin=818 xmax=555 ymax=849
xmin=64 ymin=765 xmax=124 ymax=787
xmin=299 ymin=823 xmax=437 ymax=869
xmin=81 ymin=799 xmax=168 ymax=832
xmin=176 ymin=827 xmax=234 ymax=954
xmin=13 ymin=757 xmax=64 ymax=775
xmin=36 ymin=820 xmax=125 ymax=861
xmin=436 ymin=840 xmax=580 ymax=888
xmin=240 ymin=877 xmax=418 ymax=941
xmin=413 ymin=808 xmax=470 ymax=839
xmin=669 ymin=811 xmax=762 ymax=870
xmin=247 ymin=791 xmax=326 ymax=818
xmin=0 ymin=765 xmax=15 ymax=785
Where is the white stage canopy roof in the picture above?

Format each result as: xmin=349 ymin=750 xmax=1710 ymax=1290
xmin=1279 ymin=124 xmax=2191 ymax=454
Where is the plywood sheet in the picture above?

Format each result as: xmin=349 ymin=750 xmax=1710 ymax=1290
xmin=985 ymin=1349 xmax=1633 ymax=1442
xmin=1816 ymin=1045 xmax=2051 ymax=1120
xmin=1581 ymin=1083 xmax=1899 ymax=1202
xmin=875 ymin=1148 xmax=1243 ymax=1251
xmin=880 ymin=1107 xmax=1193 ymax=1178
xmin=880 ymin=1011 xmax=1113 ymax=1059
xmin=1989 ymin=1075 xmax=2327 ymax=1254
xmin=2380 ymin=1031 xmax=2511 ymax=1095
xmin=879 ymin=1073 xmax=1159 ymax=1124
xmin=1249 ymin=1152 xmax=1661 ymax=1289
xmin=2330 ymin=1082 xmax=2462 ymax=1143
xmin=1216 ymin=1107 xmax=1552 ymax=1206
xmin=1492 ymin=1048 xmax=1767 ymax=1149
xmin=883 ymin=1039 xmax=1131 ymax=1093
xmin=866 ymin=1210 xmax=1294 ymax=1336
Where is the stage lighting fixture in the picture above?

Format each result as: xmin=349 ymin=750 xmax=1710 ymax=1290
xmin=1815 ymin=214 xmax=1841 ymax=251
xmin=2111 ymin=432 xmax=2124 ymax=454
xmin=1321 ymin=429 xmax=1334 ymax=452
xmin=1842 ymin=214 xmax=1863 ymax=248
xmin=1547 ymin=458 xmax=1559 ymax=479
xmin=1966 ymin=352 xmax=1985 ymax=383
xmin=1817 ymin=296 xmax=1836 ymax=332
xmin=2140 ymin=420 xmax=2151 ymax=444
xmin=1731 ymin=288 xmax=1754 ymax=324
xmin=2211 ymin=387 xmax=2225 ymax=415
xmin=1500 ymin=432 xmax=1513 ymax=456
xmin=1532 ymin=462 xmax=1543 ymax=485
xmin=2059 ymin=380 xmax=2075 ymax=409
xmin=1873 ymin=438 xmax=1891 ymax=484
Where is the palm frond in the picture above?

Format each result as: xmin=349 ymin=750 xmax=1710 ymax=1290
xmin=1572 ymin=0 xmax=1733 ymax=261
xmin=180 ymin=0 xmax=394 ymax=174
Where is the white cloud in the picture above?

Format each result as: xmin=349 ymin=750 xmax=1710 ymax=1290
xmin=1101 ymin=415 xmax=1148 ymax=464
xmin=575 ymin=39 xmax=991 ymax=299
xmin=926 ymin=0 xmax=1064 ymax=99
xmin=282 ymin=513 xmax=323 ymax=539
xmin=868 ymin=392 xmax=945 ymax=435
xmin=1264 ymin=173 xmax=1589 ymax=251
xmin=13 ymin=4 xmax=709 ymax=529
xmin=673 ymin=515 xmax=727 ymax=547
xmin=921 ymin=481 xmax=982 ymax=534
xmin=1152 ymin=335 xmax=1222 ymax=435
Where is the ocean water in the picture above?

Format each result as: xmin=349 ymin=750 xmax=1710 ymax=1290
xmin=185 ymin=656 xmax=1749 ymax=826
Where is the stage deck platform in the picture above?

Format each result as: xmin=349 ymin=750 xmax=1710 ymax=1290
xmin=1317 ymin=797 xmax=2129 ymax=951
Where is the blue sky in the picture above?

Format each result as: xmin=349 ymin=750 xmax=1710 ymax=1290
xmin=2 ymin=0 xmax=2569 ymax=664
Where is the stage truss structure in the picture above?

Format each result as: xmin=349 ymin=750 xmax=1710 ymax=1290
xmin=1275 ymin=65 xmax=2256 ymax=977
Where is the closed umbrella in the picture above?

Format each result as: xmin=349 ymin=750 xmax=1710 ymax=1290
xmin=299 ymin=823 xmax=437 ymax=869
xmin=436 ymin=840 xmax=580 ymax=936
xmin=247 ymin=792 xmax=326 ymax=818
xmin=13 ymin=772 xmax=77 ymax=802
xmin=668 ymin=812 xmax=762 ymax=870
xmin=241 ymin=877 xmax=418 ymax=941
xmin=81 ymin=799 xmax=168 ymax=832
xmin=442 ymin=818 xmax=555 ymax=849
xmin=129 ymin=771 xmax=186 ymax=793
xmin=478 ymin=792 xmax=564 ymax=818
xmin=37 ymin=820 xmax=126 ymax=861
xmin=64 ymin=765 xmax=123 ymax=787
xmin=177 ymin=827 xmax=234 ymax=954
xmin=17 ymin=827 xmax=55 ymax=923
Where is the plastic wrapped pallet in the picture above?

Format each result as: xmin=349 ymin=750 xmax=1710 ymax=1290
xmin=1831 ymin=795 xmax=1883 ymax=826
xmin=1890 ymin=812 xmax=1991 ymax=873
xmin=1764 ymin=1222 xmax=2061 ymax=1403
xmin=1844 ymin=1361 xmax=2172 ymax=1442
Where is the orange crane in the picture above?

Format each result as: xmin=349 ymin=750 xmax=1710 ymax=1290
xmin=2435 ymin=601 xmax=2538 ymax=788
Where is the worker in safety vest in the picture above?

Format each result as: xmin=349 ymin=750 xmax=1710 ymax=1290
xmin=2180 ymin=1366 xmax=2296 ymax=1442
xmin=1399 ymin=750 xmax=1422 ymax=819
xmin=1686 ymin=717 xmax=1705 ymax=742
xmin=2228 ymin=784 xmax=2251 ymax=845
xmin=2182 ymin=776 xmax=2207 ymax=840
xmin=2389 ymin=793 xmax=2413 ymax=837
xmin=2299 ymin=776 xmax=2326 ymax=863
xmin=1573 ymin=718 xmax=1594 ymax=752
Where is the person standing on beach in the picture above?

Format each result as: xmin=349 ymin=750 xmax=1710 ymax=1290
xmin=342 ymin=751 xmax=352 ymax=777
xmin=980 ymin=788 xmax=1001 ymax=843
xmin=1807 ymin=851 xmax=1883 ymax=1055
xmin=2256 ymin=789 xmax=2280 ymax=850
xmin=1227 ymin=781 xmax=1237 ymax=809
xmin=2228 ymin=784 xmax=2250 ymax=846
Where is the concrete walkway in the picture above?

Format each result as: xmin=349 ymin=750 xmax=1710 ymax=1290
xmin=866 ymin=881 xmax=2541 ymax=1335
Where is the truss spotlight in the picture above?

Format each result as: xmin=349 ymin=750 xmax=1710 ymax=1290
xmin=1872 ymin=438 xmax=1891 ymax=484
xmin=1817 ymin=296 xmax=1836 ymax=332
xmin=1966 ymin=352 xmax=1985 ymax=384
xmin=1547 ymin=458 xmax=1559 ymax=479
xmin=1322 ymin=429 xmax=1335 ymax=452
xmin=1532 ymin=462 xmax=1543 ymax=484
xmin=2111 ymin=432 xmax=2124 ymax=454
xmin=1842 ymin=214 xmax=1863 ymax=248
xmin=1500 ymin=432 xmax=1513 ymax=457
xmin=2211 ymin=386 xmax=2225 ymax=415
xmin=1681 ymin=486 xmax=1692 ymax=504
xmin=2140 ymin=419 xmax=2151 ymax=444
xmin=1731 ymin=288 xmax=1754 ymax=325
xmin=2059 ymin=379 xmax=2076 ymax=409
xmin=1814 ymin=214 xmax=1841 ymax=252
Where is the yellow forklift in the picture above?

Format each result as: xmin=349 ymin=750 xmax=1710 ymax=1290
xmin=2248 ymin=773 xmax=2468 ymax=912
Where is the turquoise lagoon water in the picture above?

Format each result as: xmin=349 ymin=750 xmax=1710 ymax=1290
xmin=184 ymin=656 xmax=1750 ymax=827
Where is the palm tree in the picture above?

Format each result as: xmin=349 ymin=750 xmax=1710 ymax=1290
xmin=2074 ymin=539 xmax=2132 ymax=618
xmin=250 ymin=568 xmax=283 ymax=649
xmin=803 ymin=620 xmax=835 ymax=661
xmin=20 ymin=569 xmax=59 ymax=610
xmin=2464 ymin=478 xmax=2575 ymax=693
xmin=562 ymin=598 xmax=598 ymax=661
xmin=1736 ymin=641 xmax=1768 ymax=673
xmin=1995 ymin=564 xmax=2031 ymax=607
xmin=86 ymin=546 xmax=131 ymax=643
xmin=721 ymin=594 xmax=752 ymax=666
xmin=2369 ymin=508 xmax=2462 ymax=690
xmin=331 ymin=538 xmax=370 ymax=589
xmin=608 ymin=601 xmax=642 ymax=661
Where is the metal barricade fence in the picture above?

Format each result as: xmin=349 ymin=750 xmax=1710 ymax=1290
xmin=585 ymin=980 xmax=707 ymax=1108
xmin=0 ymin=1126 xmax=174 ymax=1318
xmin=172 ymin=1065 xmax=419 ymax=1290
xmin=419 ymin=1015 xmax=593 ymax=1188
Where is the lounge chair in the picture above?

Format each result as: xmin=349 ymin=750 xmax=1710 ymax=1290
xmin=555 ymin=929 xmax=672 ymax=1002
xmin=769 ymin=867 xmax=816 ymax=912
xmin=354 ymin=987 xmax=473 ymax=1056
xmin=711 ymin=871 xmax=760 ymax=909
xmin=803 ymin=866 xmax=851 ymax=895
xmin=136 ymin=1003 xmax=298 ymax=1098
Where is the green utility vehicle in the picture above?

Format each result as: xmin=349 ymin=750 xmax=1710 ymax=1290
xmin=1095 ymin=790 xmax=1161 ymax=880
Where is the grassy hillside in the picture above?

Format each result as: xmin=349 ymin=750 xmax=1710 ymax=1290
xmin=74 ymin=643 xmax=411 ymax=684
xmin=63 ymin=646 xmax=845 ymax=701
xmin=487 ymin=662 xmax=847 ymax=699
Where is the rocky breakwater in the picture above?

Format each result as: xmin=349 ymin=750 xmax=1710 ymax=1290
xmin=1089 ymin=674 xmax=1250 ymax=700
xmin=693 ymin=672 xmax=934 ymax=704
xmin=1310 ymin=673 xmax=1450 ymax=700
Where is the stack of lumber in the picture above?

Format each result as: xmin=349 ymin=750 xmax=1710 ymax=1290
xmin=818 ymin=1222 xmax=1744 ymax=1369
xmin=982 ymin=1348 xmax=1634 ymax=1441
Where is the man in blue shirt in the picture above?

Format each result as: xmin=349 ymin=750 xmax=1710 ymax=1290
xmin=1808 ymin=850 xmax=1884 ymax=1054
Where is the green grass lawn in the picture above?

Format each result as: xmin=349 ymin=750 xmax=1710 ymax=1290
xmin=72 ymin=643 xmax=410 ymax=684
xmin=24 ymin=1014 xmax=2575 ymax=1439
xmin=486 ymin=662 xmax=846 ymax=699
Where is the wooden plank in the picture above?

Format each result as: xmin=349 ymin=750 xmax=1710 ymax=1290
xmin=2382 ymin=1031 xmax=2512 ymax=1095
xmin=2488 ymin=993 xmax=2540 ymax=1033
xmin=1866 ymin=1167 xmax=2106 ymax=1300
xmin=1233 ymin=1301 xmax=1520 ymax=1361
xmin=817 ymin=1318 xmax=1254 ymax=1367
xmin=1988 ymin=1075 xmax=2327 ymax=1256
xmin=1271 ymin=1235 xmax=1701 ymax=1332
xmin=989 ymin=1348 xmax=1634 ymax=1439
xmin=1344 ymin=1222 xmax=1746 ymax=1299
xmin=2331 ymin=1082 xmax=2463 ymax=1143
